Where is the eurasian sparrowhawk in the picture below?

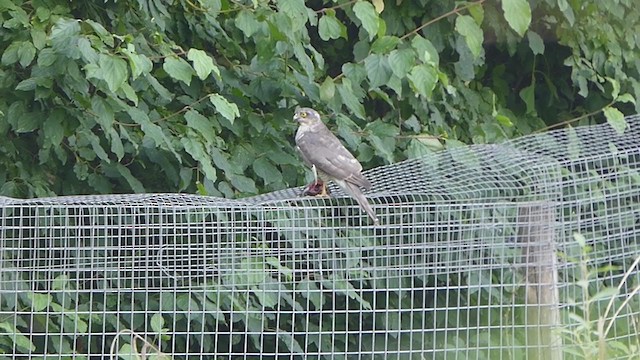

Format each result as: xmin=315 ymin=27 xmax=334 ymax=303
xmin=294 ymin=107 xmax=379 ymax=225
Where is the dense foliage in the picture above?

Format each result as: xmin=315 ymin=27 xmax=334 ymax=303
xmin=1 ymin=1 xmax=639 ymax=358
xmin=0 ymin=0 xmax=638 ymax=198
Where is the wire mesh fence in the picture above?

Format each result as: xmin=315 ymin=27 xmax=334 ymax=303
xmin=1 ymin=116 xmax=639 ymax=359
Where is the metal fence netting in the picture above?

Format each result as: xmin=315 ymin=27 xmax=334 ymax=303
xmin=1 ymin=116 xmax=639 ymax=359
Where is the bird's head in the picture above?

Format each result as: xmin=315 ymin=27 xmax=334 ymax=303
xmin=293 ymin=107 xmax=322 ymax=127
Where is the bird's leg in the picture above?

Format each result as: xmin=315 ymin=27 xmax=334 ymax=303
xmin=311 ymin=164 xmax=319 ymax=185
xmin=312 ymin=164 xmax=330 ymax=196
xmin=300 ymin=164 xmax=330 ymax=197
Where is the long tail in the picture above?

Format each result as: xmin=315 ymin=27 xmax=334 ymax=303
xmin=342 ymin=181 xmax=379 ymax=225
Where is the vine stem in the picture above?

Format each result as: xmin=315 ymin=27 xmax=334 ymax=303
xmin=400 ymin=0 xmax=486 ymax=41
xmin=534 ymin=100 xmax=616 ymax=133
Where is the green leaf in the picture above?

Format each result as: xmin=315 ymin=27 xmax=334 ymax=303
xmin=573 ymin=232 xmax=587 ymax=248
xmin=590 ymin=287 xmax=619 ymax=302
xmin=616 ymin=93 xmax=636 ymax=104
xmin=7 ymin=103 xmax=40 ymax=133
xmin=337 ymin=80 xmax=365 ymax=119
xmin=606 ymin=77 xmax=620 ymax=100
xmin=519 ymin=83 xmax=536 ymax=114
xmin=182 ymin=137 xmax=218 ymax=182
xmin=277 ymin=0 xmax=308 ymax=31
xmin=50 ymin=18 xmax=81 ymax=50
xmin=146 ymin=74 xmax=174 ymax=101
xmin=236 ymin=9 xmax=262 ymax=37
xmin=277 ymin=332 xmax=305 ymax=354
xmin=411 ymin=35 xmax=439 ymax=65
xmin=370 ymin=36 xmax=400 ymax=54
xmin=91 ymin=96 xmax=114 ymax=130
xmin=185 ymin=109 xmax=216 ymax=138
xmin=228 ymin=173 xmax=257 ymax=194
xmin=0 ymin=323 xmax=35 ymax=352
xmin=98 ymin=54 xmax=128 ymax=92
xmin=448 ymin=144 xmax=481 ymax=170
xmin=43 ymin=109 xmax=65 ymax=148
xmin=163 ymin=56 xmax=194 ymax=85
xmin=188 ymin=48 xmax=220 ymax=80
xmin=407 ymin=64 xmax=437 ymax=98
xmin=388 ymin=48 xmax=415 ymax=78
xmin=318 ymin=12 xmax=344 ymax=41
xmin=31 ymin=28 xmax=46 ymax=49
xmin=321 ymin=278 xmax=372 ymax=310
xmin=353 ymin=1 xmax=379 ymax=40
xmin=150 ymin=313 xmax=165 ymax=333
xmin=16 ymin=41 xmax=36 ymax=67
xmin=127 ymin=107 xmax=180 ymax=162
xmin=366 ymin=120 xmax=399 ymax=163
xmin=253 ymin=157 xmax=283 ymax=185
xmin=27 ymin=292 xmax=52 ymax=311
xmin=209 ymin=94 xmax=240 ymax=124
xmin=80 ymin=129 xmax=109 ymax=162
xmin=114 ymin=163 xmax=145 ymax=192
xmin=107 ymin=128 xmax=124 ymax=161
xmin=1 ymin=41 xmax=20 ymax=65
xmin=455 ymin=15 xmax=483 ymax=58
xmin=364 ymin=54 xmax=391 ymax=88
xmin=37 ymin=48 xmax=57 ymax=67
xmin=527 ymin=31 xmax=545 ymax=55
xmin=603 ymin=106 xmax=627 ymax=135
xmin=319 ymin=76 xmax=336 ymax=102
xmin=502 ymin=0 xmax=531 ymax=37
xmin=78 ymin=37 xmax=98 ymax=63
xmin=15 ymin=78 xmax=35 ymax=91
xmin=495 ymin=114 xmax=514 ymax=127
xmin=468 ymin=2 xmax=484 ymax=24
xmin=124 ymin=45 xmax=153 ymax=79
xmin=372 ymin=0 xmax=384 ymax=13
xmin=85 ymin=19 xmax=114 ymax=47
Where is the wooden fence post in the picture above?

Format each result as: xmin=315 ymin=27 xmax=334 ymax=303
xmin=518 ymin=202 xmax=563 ymax=360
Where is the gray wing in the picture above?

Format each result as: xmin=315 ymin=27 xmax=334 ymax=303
xmin=296 ymin=127 xmax=371 ymax=189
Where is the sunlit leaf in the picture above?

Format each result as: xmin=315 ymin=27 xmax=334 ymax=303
xmin=527 ymin=31 xmax=544 ymax=55
xmin=370 ymin=36 xmax=399 ymax=54
xmin=16 ymin=41 xmax=36 ymax=67
xmin=27 ymin=292 xmax=52 ymax=311
xmin=0 ymin=323 xmax=35 ymax=352
xmin=407 ymin=64 xmax=437 ymax=98
xmin=372 ymin=0 xmax=384 ymax=13
xmin=209 ymin=94 xmax=240 ymax=124
xmin=519 ymin=83 xmax=536 ymax=115
xmin=363 ymin=54 xmax=391 ymax=88
xmin=163 ymin=56 xmax=194 ymax=85
xmin=188 ymin=48 xmax=219 ymax=80
xmin=502 ymin=0 xmax=531 ymax=37
xmin=277 ymin=0 xmax=308 ymax=31
xmin=455 ymin=15 xmax=483 ymax=58
xmin=319 ymin=76 xmax=336 ymax=101
xmin=603 ymin=106 xmax=627 ymax=135
xmin=318 ymin=12 xmax=344 ymax=40
xmin=337 ymin=80 xmax=365 ymax=119
xmin=235 ymin=9 xmax=262 ymax=37
xmin=150 ymin=313 xmax=165 ymax=333
xmin=98 ymin=54 xmax=128 ymax=92
xmin=388 ymin=48 xmax=415 ymax=77
xmin=353 ymin=1 xmax=379 ymax=40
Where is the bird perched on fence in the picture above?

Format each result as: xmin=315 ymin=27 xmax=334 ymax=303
xmin=294 ymin=107 xmax=379 ymax=225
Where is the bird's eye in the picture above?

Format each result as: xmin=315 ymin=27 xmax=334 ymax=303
xmin=300 ymin=111 xmax=307 ymax=118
